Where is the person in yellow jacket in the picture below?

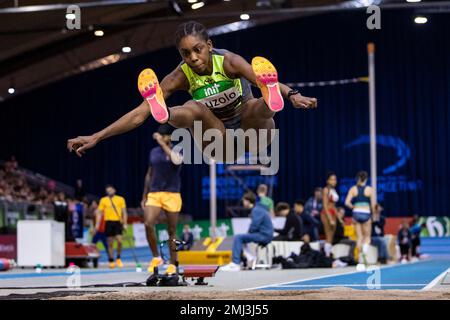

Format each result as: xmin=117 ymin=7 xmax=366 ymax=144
xmin=97 ymin=185 xmax=128 ymax=269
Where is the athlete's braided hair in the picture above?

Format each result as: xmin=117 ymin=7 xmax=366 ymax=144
xmin=175 ymin=21 xmax=209 ymax=48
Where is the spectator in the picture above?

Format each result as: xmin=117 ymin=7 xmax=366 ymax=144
xmin=371 ymin=204 xmax=390 ymax=264
xmin=53 ymin=192 xmax=72 ymax=241
xmin=345 ymin=171 xmax=375 ymax=267
xmin=397 ymin=220 xmax=412 ymax=263
xmin=74 ymin=179 xmax=85 ymax=201
xmin=91 ymin=200 xmax=108 ymax=254
xmin=304 ymin=188 xmax=323 ymax=217
xmin=257 ymin=184 xmax=274 ymax=217
xmin=5 ymin=156 xmax=18 ymax=174
xmin=321 ymin=172 xmax=339 ymax=257
xmin=141 ymin=124 xmax=184 ymax=275
xmin=47 ymin=180 xmax=56 ymax=192
xmin=46 ymin=191 xmax=56 ymax=203
xmin=0 ymin=161 xmax=88 ymax=210
xmin=98 ymin=185 xmax=128 ymax=269
xmin=81 ymin=196 xmax=91 ymax=228
xmin=410 ymin=216 xmax=426 ymax=260
xmin=273 ymin=202 xmax=303 ymax=241
xmin=297 ymin=198 xmax=320 ymax=242
xmin=333 ymin=207 xmax=356 ymax=260
xmin=220 ymin=191 xmax=274 ymax=271
xmin=70 ymin=197 xmax=85 ymax=239
xmin=180 ymin=224 xmax=194 ymax=251
xmin=36 ymin=186 xmax=48 ymax=205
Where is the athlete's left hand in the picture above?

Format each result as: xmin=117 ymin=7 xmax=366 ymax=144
xmin=290 ymin=94 xmax=318 ymax=109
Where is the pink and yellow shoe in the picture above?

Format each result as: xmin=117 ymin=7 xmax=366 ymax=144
xmin=138 ymin=68 xmax=169 ymax=124
xmin=251 ymin=56 xmax=284 ymax=112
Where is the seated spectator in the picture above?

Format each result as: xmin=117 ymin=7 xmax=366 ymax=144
xmin=371 ymin=204 xmax=390 ymax=264
xmin=409 ymin=215 xmax=426 ymax=260
xmin=304 ymin=188 xmax=323 ymax=241
xmin=296 ymin=199 xmax=319 ymax=242
xmin=332 ymin=207 xmax=356 ymax=260
xmin=180 ymin=224 xmax=194 ymax=250
xmin=221 ymin=191 xmax=274 ymax=272
xmin=0 ymin=162 xmax=55 ymax=205
xmin=398 ymin=220 xmax=412 ymax=263
xmin=273 ymin=202 xmax=303 ymax=241
xmin=4 ymin=156 xmax=18 ymax=174
xmin=257 ymin=184 xmax=275 ymax=217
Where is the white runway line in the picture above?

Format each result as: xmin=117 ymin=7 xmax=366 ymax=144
xmin=421 ymin=267 xmax=450 ymax=291
xmin=273 ymin=284 xmax=427 ymax=288
xmin=241 ymin=259 xmax=427 ymax=291
xmin=240 ymin=269 xmax=361 ymax=291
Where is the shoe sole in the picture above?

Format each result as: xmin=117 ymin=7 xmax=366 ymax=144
xmin=138 ymin=68 xmax=169 ymax=124
xmin=251 ymin=56 xmax=284 ymax=112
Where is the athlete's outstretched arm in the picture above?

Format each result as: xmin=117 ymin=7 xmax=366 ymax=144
xmin=67 ymin=67 xmax=189 ymax=157
xmin=223 ymin=52 xmax=317 ymax=109
xmin=160 ymin=65 xmax=190 ymax=98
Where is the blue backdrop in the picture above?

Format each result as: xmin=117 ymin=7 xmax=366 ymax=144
xmin=1 ymin=9 xmax=449 ymax=218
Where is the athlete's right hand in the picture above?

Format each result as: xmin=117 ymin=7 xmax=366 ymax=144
xmin=67 ymin=135 xmax=98 ymax=157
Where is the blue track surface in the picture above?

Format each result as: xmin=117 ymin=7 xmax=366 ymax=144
xmin=420 ymin=237 xmax=450 ymax=258
xmin=2 ymin=238 xmax=448 ymax=289
xmin=98 ymin=246 xmax=156 ymax=263
xmin=0 ymin=268 xmax=136 ymax=280
xmin=260 ymin=259 xmax=450 ymax=291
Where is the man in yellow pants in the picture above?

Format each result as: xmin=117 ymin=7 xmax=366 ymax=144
xmin=141 ymin=124 xmax=183 ymax=274
xmin=98 ymin=185 xmax=128 ymax=269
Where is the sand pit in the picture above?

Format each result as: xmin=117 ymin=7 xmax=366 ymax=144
xmin=51 ymin=288 xmax=450 ymax=300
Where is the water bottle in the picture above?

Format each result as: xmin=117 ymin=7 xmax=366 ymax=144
xmin=35 ymin=263 xmax=43 ymax=273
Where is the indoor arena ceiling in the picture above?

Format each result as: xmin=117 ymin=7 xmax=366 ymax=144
xmin=0 ymin=0 xmax=448 ymax=101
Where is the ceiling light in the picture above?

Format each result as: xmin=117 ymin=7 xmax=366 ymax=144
xmin=122 ymin=46 xmax=132 ymax=53
xmin=191 ymin=1 xmax=205 ymax=9
xmin=414 ymin=16 xmax=427 ymax=24
xmin=240 ymin=13 xmax=250 ymax=20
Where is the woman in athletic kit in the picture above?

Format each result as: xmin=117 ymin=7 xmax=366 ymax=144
xmin=345 ymin=171 xmax=375 ymax=267
xmin=67 ymin=21 xmax=317 ymax=161
xmin=321 ymin=172 xmax=339 ymax=257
